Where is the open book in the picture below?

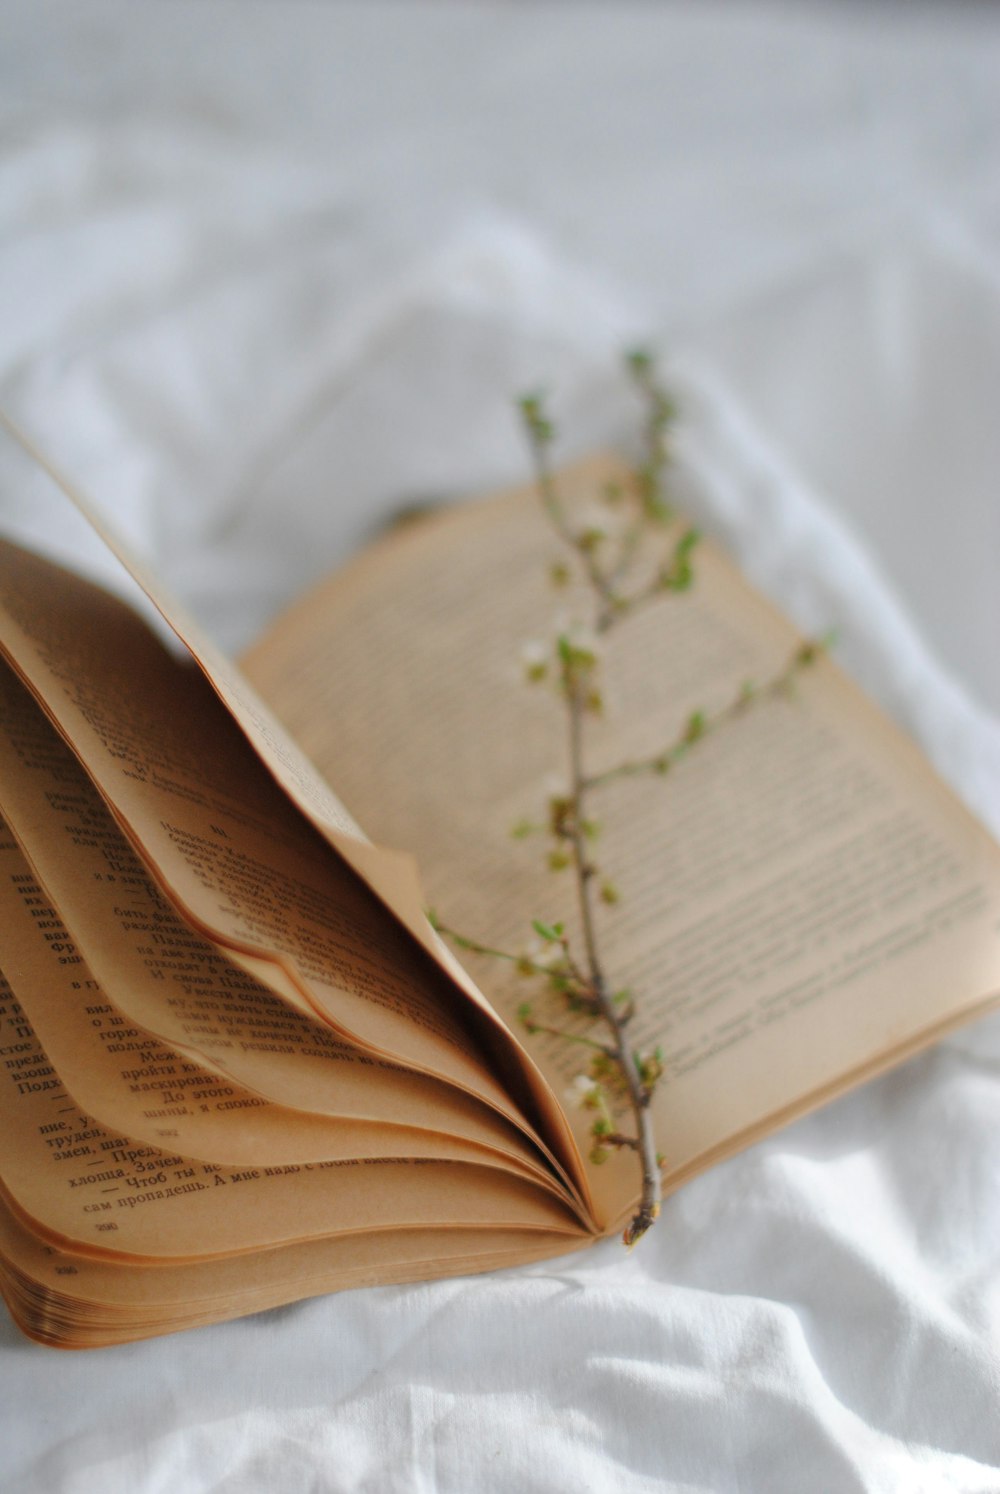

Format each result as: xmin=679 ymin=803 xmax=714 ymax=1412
xmin=1 ymin=439 xmax=999 ymax=1349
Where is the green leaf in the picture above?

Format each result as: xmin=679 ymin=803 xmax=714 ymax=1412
xmin=531 ymin=918 xmax=562 ymax=943
xmin=684 ymin=710 xmax=706 ymax=743
xmin=517 ymin=391 xmax=555 ymax=442
xmin=625 ymin=347 xmax=653 ymax=376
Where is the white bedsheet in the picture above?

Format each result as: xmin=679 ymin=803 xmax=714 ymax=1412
xmin=1 ymin=4 xmax=999 ymax=1490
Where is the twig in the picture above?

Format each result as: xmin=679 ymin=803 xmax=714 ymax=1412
xmin=437 ymin=355 xmax=828 ymax=1251
xmin=427 ymin=917 xmax=569 ymax=983
xmin=522 ymin=1020 xmax=616 ymax=1057
xmin=563 ymin=675 xmax=662 ymax=1244
xmin=521 ymin=397 xmax=626 ymax=628
xmin=582 ymin=640 xmax=824 ymax=792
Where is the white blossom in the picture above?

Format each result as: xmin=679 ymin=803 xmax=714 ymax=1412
xmin=521 ymin=937 xmax=565 ymax=972
xmin=565 ymin=1074 xmax=599 ymax=1109
xmin=520 ymin=639 xmax=549 ymax=670
xmin=543 ymin=771 xmax=571 ymax=803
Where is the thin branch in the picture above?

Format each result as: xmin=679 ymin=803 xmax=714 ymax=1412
xmin=626 ymin=346 xmax=677 ymax=524
xmin=521 ymin=398 xmax=625 ymax=626
xmin=428 ymin=919 xmax=564 ymax=982
xmin=523 ymin=1021 xmax=616 ymax=1057
xmin=582 ymin=640 xmax=825 ymax=792
xmin=604 ymin=506 xmax=644 ymax=594
xmin=604 ymin=1132 xmax=640 ymax=1151
xmin=465 ymin=363 xmax=831 ymax=1251
xmin=521 ymin=382 xmax=691 ymax=636
xmin=563 ymin=677 xmax=662 ymax=1245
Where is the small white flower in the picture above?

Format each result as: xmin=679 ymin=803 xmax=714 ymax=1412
xmin=565 ymin=1074 xmax=598 ymax=1109
xmin=543 ymin=772 xmax=571 ymax=803
xmin=521 ymin=937 xmax=565 ymax=972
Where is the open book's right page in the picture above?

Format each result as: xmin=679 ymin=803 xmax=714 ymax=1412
xmin=243 ymin=456 xmax=1000 ymax=1230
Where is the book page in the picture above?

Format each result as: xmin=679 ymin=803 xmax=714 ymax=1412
xmin=0 ymin=818 xmax=562 ymax=1191
xmin=0 ymin=542 xmax=539 ymax=1133
xmin=0 ymin=411 xmax=368 ymax=845
xmin=0 ymin=414 xmax=556 ymax=1026
xmin=0 ymin=968 xmax=584 ymax=1262
xmin=0 ymin=414 xmax=584 ymax=1186
xmin=0 ymin=1202 xmax=586 ymax=1349
xmin=0 ymin=668 xmax=564 ymax=1188
xmin=244 ymin=456 xmax=1000 ymax=1227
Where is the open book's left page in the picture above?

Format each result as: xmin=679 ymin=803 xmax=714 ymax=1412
xmin=0 ymin=410 xmax=584 ymax=1187
xmin=0 ymin=447 xmax=598 ymax=1345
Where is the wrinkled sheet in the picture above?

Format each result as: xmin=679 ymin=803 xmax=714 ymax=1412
xmin=1 ymin=4 xmax=999 ymax=1490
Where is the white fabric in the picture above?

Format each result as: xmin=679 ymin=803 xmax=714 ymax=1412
xmin=2 ymin=4 xmax=1000 ymax=1490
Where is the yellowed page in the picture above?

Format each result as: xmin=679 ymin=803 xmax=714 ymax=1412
xmin=0 ymin=822 xmax=564 ymax=1195
xmin=0 ymin=1204 xmax=586 ymax=1349
xmin=0 ymin=1206 xmax=580 ymax=1315
xmin=0 ymin=968 xmax=584 ymax=1262
xmin=0 ymin=667 xmax=563 ymax=1188
xmin=244 ymin=456 xmax=1000 ymax=1226
xmin=0 ymin=543 xmax=543 ymax=1135
xmin=0 ymin=411 xmax=367 ymax=845
xmin=0 ymin=414 xmax=585 ymax=1187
